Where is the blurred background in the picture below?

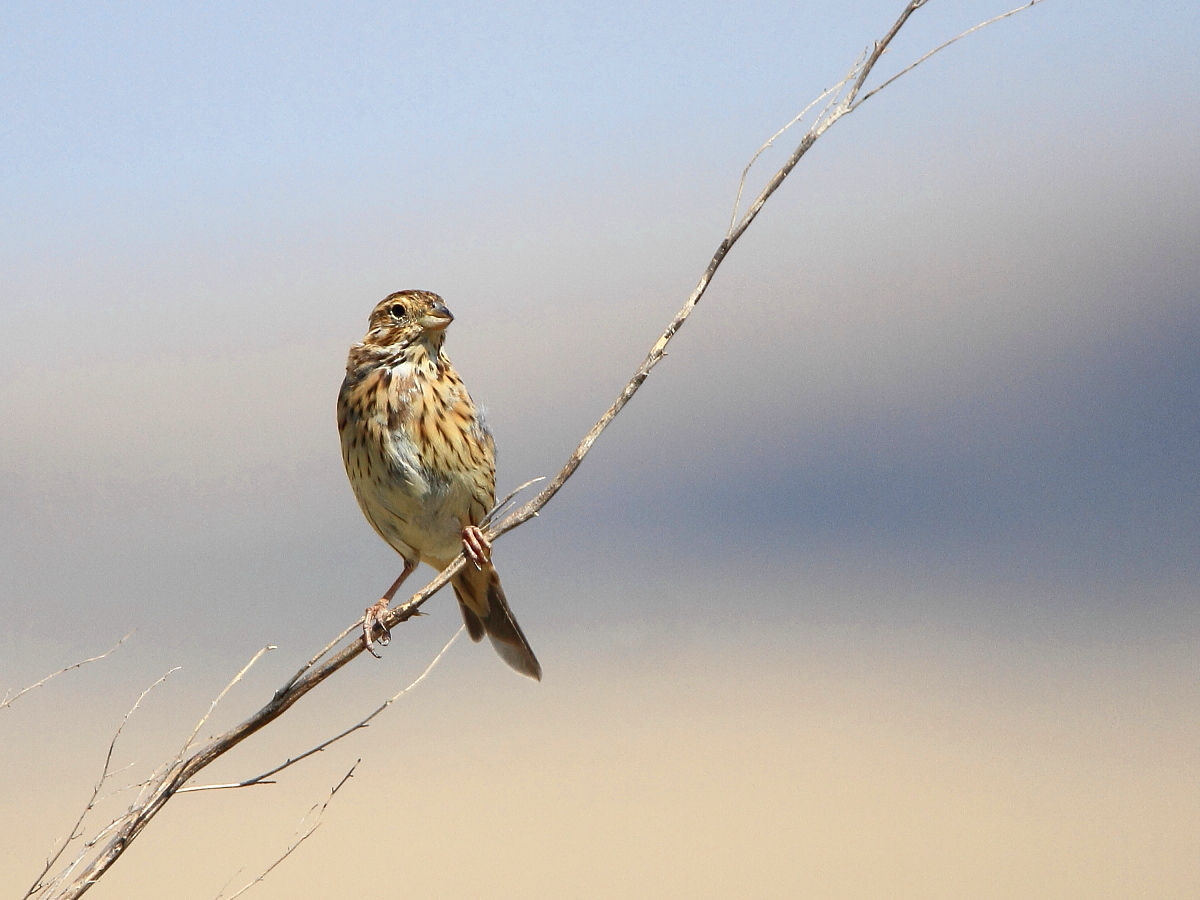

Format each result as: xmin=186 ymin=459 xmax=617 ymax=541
xmin=2 ymin=1 xmax=1198 ymax=897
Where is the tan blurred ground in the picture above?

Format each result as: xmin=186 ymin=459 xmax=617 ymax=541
xmin=4 ymin=625 xmax=1197 ymax=899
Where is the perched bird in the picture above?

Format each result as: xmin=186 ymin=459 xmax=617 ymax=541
xmin=337 ymin=290 xmax=541 ymax=680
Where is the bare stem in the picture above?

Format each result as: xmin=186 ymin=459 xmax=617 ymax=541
xmin=2 ymin=633 xmax=132 ymax=711
xmin=180 ymin=628 xmax=462 ymax=793
xmin=26 ymin=667 xmax=179 ymax=900
xmin=216 ymin=762 xmax=361 ymax=900
xmin=181 ymin=646 xmax=276 ymax=754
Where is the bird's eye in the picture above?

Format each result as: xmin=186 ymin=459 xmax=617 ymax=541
xmin=389 ymin=303 xmax=407 ymax=319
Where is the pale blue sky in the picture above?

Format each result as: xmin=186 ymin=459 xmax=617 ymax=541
xmin=3 ymin=1 xmax=1195 ymax=256
xmin=1 ymin=0 xmax=1198 ymax=652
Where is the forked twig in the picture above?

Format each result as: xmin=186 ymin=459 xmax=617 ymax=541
xmin=482 ymin=476 xmax=547 ymax=528
xmin=180 ymin=646 xmax=276 ymax=754
xmin=727 ymin=73 xmax=854 ymax=235
xmin=858 ymin=1 xmax=1044 ymax=105
xmin=215 ymin=762 xmax=360 ymax=900
xmin=484 ymin=0 xmax=1045 ymax=546
xmin=25 ymin=667 xmax=180 ymax=900
xmin=180 ymin=628 xmax=462 ymax=793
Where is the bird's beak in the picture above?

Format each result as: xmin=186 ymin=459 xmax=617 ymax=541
xmin=419 ymin=302 xmax=454 ymax=331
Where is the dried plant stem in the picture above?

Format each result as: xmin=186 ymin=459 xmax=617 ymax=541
xmin=487 ymin=0 xmax=1045 ymax=542
xmin=215 ymin=763 xmax=360 ymax=900
xmin=179 ymin=628 xmax=462 ymax=794
xmin=181 ymin=645 xmax=276 ymax=754
xmin=39 ymin=3 xmax=1046 ymax=896
xmin=25 ymin=667 xmax=180 ymax=900
xmin=858 ymin=1 xmax=1045 ymax=105
xmin=2 ymin=633 xmax=132 ymax=711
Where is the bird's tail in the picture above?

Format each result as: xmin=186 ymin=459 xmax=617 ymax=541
xmin=451 ymin=562 xmax=541 ymax=681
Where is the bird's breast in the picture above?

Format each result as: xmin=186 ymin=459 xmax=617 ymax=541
xmin=337 ymin=357 xmax=494 ymax=564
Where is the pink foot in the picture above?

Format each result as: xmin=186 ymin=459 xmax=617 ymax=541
xmin=362 ymin=560 xmax=417 ymax=657
xmin=363 ymin=598 xmax=392 ymax=657
xmin=462 ymin=525 xmax=491 ymax=568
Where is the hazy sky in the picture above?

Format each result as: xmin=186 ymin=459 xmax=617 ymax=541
xmin=2 ymin=2 xmax=1199 ymax=897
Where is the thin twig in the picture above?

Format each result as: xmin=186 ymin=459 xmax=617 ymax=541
xmin=181 ymin=646 xmax=276 ymax=754
xmin=92 ymin=766 xmax=147 ymax=805
xmin=25 ymin=667 xmax=179 ymax=900
xmin=216 ymin=762 xmax=360 ymax=900
xmin=33 ymin=811 xmax=135 ymax=900
xmin=728 ymin=79 xmax=848 ymax=237
xmin=481 ymin=476 xmax=547 ymax=528
xmin=2 ymin=633 xmax=132 ymax=711
xmin=281 ymin=622 xmax=360 ymax=694
xmin=180 ymin=628 xmax=462 ymax=793
xmin=857 ymin=1 xmax=1046 ymax=106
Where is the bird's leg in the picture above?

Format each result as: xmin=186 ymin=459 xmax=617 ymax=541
xmin=462 ymin=525 xmax=491 ymax=568
xmin=363 ymin=559 xmax=417 ymax=657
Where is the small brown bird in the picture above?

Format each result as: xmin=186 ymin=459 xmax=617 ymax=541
xmin=337 ymin=290 xmax=541 ymax=679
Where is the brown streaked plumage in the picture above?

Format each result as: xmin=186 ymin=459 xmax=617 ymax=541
xmin=337 ymin=289 xmax=541 ymax=680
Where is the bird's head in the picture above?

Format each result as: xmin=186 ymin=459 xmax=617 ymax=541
xmin=362 ymin=289 xmax=454 ymax=351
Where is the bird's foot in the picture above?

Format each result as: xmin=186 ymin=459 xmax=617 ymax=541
xmin=462 ymin=525 xmax=491 ymax=568
xmin=363 ymin=598 xmax=392 ymax=657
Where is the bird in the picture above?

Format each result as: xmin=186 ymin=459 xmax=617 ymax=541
xmin=336 ymin=290 xmax=541 ymax=680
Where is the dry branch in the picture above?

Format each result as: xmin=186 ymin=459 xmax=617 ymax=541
xmin=35 ymin=2 xmax=1047 ymax=896
xmin=25 ymin=667 xmax=180 ymax=900
xmin=214 ymin=762 xmax=360 ymax=900
xmin=180 ymin=628 xmax=462 ymax=794
xmin=1 ymin=633 xmax=132 ymax=711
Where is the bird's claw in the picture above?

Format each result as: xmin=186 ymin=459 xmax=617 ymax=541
xmin=462 ymin=525 xmax=491 ymax=569
xmin=363 ymin=599 xmax=392 ymax=657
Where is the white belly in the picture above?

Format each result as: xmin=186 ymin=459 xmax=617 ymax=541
xmin=343 ymin=424 xmax=472 ymax=565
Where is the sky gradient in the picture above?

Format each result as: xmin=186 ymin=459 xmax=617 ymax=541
xmin=3 ymin=2 xmax=1199 ymax=897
